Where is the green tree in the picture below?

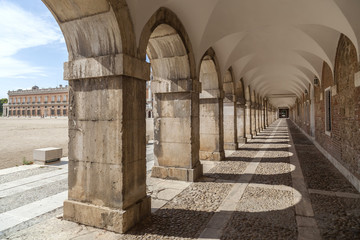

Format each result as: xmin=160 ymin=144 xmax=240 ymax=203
xmin=0 ymin=98 xmax=8 ymax=116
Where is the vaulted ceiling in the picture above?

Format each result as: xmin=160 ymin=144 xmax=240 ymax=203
xmin=127 ymin=0 xmax=360 ymax=108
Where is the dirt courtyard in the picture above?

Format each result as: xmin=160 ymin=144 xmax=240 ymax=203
xmin=0 ymin=118 xmax=68 ymax=169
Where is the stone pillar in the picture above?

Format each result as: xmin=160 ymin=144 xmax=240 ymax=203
xmin=223 ymin=99 xmax=238 ymax=150
xmin=251 ymin=103 xmax=257 ymax=136
xmin=200 ymin=96 xmax=225 ymax=161
xmin=262 ymin=107 xmax=264 ymax=128
xmin=63 ymin=54 xmax=151 ymax=233
xmin=245 ymin=101 xmax=253 ymax=139
xmin=236 ymin=102 xmax=247 ymax=145
xmin=151 ymin=91 xmax=203 ymax=181
xmin=264 ymin=101 xmax=268 ymax=127
xmin=256 ymin=104 xmax=261 ymax=132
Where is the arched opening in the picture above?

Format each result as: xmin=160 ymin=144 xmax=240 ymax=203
xmin=199 ymin=52 xmax=225 ymax=161
xmin=142 ymin=21 xmax=202 ymax=181
xmin=43 ymin=0 xmax=151 ymax=233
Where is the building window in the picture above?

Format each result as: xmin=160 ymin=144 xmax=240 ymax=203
xmin=27 ymin=97 xmax=30 ymax=103
xmin=325 ymin=87 xmax=331 ymax=134
xmin=32 ymin=96 xmax=35 ymax=102
xmin=38 ymin=96 xmax=41 ymax=103
xmin=51 ymin=96 xmax=55 ymax=102
xmin=23 ymin=97 xmax=25 ymax=103
xmin=45 ymin=96 xmax=48 ymax=103
xmin=57 ymin=96 xmax=61 ymax=102
xmin=63 ymin=95 xmax=67 ymax=102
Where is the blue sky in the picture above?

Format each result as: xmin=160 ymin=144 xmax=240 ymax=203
xmin=0 ymin=0 xmax=67 ymax=99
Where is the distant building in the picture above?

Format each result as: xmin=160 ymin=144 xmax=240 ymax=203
xmin=2 ymin=85 xmax=69 ymax=117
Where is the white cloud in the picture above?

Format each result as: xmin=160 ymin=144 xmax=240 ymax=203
xmin=0 ymin=57 xmax=43 ymax=78
xmin=0 ymin=1 xmax=64 ymax=78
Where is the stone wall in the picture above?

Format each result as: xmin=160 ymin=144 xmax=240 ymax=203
xmin=332 ymin=35 xmax=360 ymax=179
xmin=291 ymin=34 xmax=360 ymax=181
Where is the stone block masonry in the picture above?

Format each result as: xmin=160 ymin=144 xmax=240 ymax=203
xmin=33 ymin=147 xmax=62 ymax=164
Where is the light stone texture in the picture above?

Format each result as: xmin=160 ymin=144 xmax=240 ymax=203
xmin=223 ymin=102 xmax=237 ymax=150
xmin=152 ymin=91 xmax=202 ymax=181
xmin=146 ymin=118 xmax=154 ymax=140
xmin=199 ymin=98 xmax=225 ymax=161
xmin=245 ymin=102 xmax=253 ymax=139
xmin=355 ymin=71 xmax=360 ymax=87
xmin=33 ymin=147 xmax=62 ymax=163
xmin=0 ymin=191 xmax=67 ymax=232
xmin=65 ymin=74 xmax=150 ymax=233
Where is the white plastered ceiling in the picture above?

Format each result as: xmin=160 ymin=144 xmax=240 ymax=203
xmin=127 ymin=0 xmax=360 ymax=108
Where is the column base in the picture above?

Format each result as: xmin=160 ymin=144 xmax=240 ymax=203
xmin=151 ymin=163 xmax=203 ymax=182
xmin=63 ymin=195 xmax=151 ymax=234
xmin=224 ymin=142 xmax=238 ymax=150
xmin=199 ymin=150 xmax=225 ymax=161
xmin=246 ymin=134 xmax=253 ymax=139
xmin=237 ymin=137 xmax=247 ymax=144
xmin=251 ymin=131 xmax=257 ymax=136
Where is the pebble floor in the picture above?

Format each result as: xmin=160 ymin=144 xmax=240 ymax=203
xmin=2 ymin=119 xmax=360 ymax=239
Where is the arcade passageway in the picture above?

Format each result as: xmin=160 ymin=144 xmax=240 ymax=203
xmin=25 ymin=0 xmax=360 ymax=238
xmin=6 ymin=119 xmax=359 ymax=239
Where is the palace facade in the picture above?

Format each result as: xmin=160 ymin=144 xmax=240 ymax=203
xmin=2 ymin=85 xmax=69 ymax=117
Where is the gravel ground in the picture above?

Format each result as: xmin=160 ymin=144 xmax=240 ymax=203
xmin=252 ymin=159 xmax=292 ymax=186
xmin=0 ymin=166 xmax=56 ymax=184
xmin=222 ymin=187 xmax=297 ymax=240
xmin=0 ymin=118 xmax=68 ymax=169
xmin=310 ymin=193 xmax=360 ymax=239
xmin=205 ymin=161 xmax=248 ymax=181
xmin=287 ymin=121 xmax=358 ymax=193
xmin=4 ymin=119 xmax=360 ymax=240
xmin=124 ymin=182 xmax=233 ymax=239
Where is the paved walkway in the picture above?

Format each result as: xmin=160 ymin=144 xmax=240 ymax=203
xmin=1 ymin=119 xmax=359 ymax=239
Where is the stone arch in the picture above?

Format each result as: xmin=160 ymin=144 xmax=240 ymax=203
xmin=235 ymin=78 xmax=246 ymax=103
xmin=138 ymin=9 xmax=202 ymax=181
xmin=138 ymin=7 xmax=197 ymax=83
xmin=223 ymin=68 xmax=235 ymax=102
xmin=42 ymin=0 xmax=152 ymax=233
xmin=43 ymin=0 xmax=136 ymax=60
xmin=199 ymin=48 xmax=225 ymax=160
xmin=334 ymin=34 xmax=359 ymax=88
xmin=199 ymin=48 xmax=223 ymax=98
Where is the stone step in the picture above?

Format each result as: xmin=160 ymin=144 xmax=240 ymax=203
xmin=0 ymin=173 xmax=67 ymax=198
xmin=0 ymin=168 xmax=67 ymax=192
xmin=0 ymin=191 xmax=67 ymax=234
xmin=0 ymin=165 xmax=40 ymax=177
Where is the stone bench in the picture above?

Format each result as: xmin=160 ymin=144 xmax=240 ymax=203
xmin=33 ymin=147 xmax=63 ymax=164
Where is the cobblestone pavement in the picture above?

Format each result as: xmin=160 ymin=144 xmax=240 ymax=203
xmin=288 ymin=120 xmax=360 ymax=239
xmin=2 ymin=119 xmax=360 ymax=239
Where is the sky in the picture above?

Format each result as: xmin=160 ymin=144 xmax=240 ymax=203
xmin=0 ymin=0 xmax=67 ymax=99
